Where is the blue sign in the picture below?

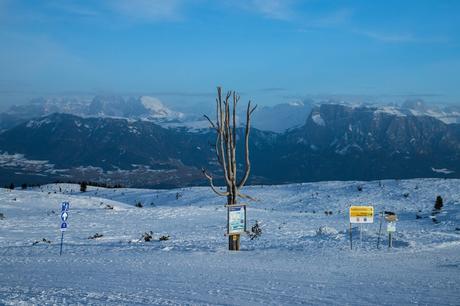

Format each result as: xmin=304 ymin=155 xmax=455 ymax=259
xmin=60 ymin=222 xmax=67 ymax=232
xmin=61 ymin=202 xmax=70 ymax=212
xmin=61 ymin=211 xmax=69 ymax=222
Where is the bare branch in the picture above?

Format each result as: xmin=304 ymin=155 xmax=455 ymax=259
xmin=203 ymin=114 xmax=217 ymax=130
xmin=204 ymin=87 xmax=256 ymax=206
xmin=224 ymin=94 xmax=233 ymax=184
xmin=237 ymin=191 xmax=257 ymax=201
xmin=202 ymin=169 xmax=229 ymax=196
xmin=237 ymin=100 xmax=257 ymax=189
xmin=217 ymin=87 xmax=231 ymax=187
xmin=214 ymin=133 xmax=223 ymax=166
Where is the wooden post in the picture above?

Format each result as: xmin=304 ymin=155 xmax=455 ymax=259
xmin=229 ymin=234 xmax=240 ymax=251
xmin=377 ymin=211 xmax=383 ymax=249
xmin=388 ymin=232 xmax=392 ymax=248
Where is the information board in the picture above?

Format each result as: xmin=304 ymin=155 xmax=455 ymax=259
xmin=349 ymin=206 xmax=374 ymax=223
xmin=228 ymin=205 xmax=246 ymax=234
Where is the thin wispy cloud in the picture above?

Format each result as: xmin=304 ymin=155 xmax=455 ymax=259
xmin=225 ymin=0 xmax=297 ymax=21
xmin=308 ymin=8 xmax=354 ymax=27
xmin=250 ymin=0 xmax=296 ymax=21
xmin=108 ymin=0 xmax=183 ymax=22
xmin=46 ymin=1 xmax=99 ymax=17
xmin=357 ymin=30 xmax=449 ymax=44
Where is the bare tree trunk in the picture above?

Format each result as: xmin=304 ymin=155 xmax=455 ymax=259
xmin=203 ymin=86 xmax=257 ymax=250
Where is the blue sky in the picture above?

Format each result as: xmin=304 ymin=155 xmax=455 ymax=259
xmin=0 ymin=0 xmax=459 ymax=108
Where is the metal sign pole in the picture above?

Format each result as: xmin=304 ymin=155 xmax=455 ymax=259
xmin=59 ymin=201 xmax=70 ymax=256
xmin=59 ymin=232 xmax=64 ymax=256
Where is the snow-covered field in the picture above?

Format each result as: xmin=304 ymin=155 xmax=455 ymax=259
xmin=1 ymin=179 xmax=459 ymax=305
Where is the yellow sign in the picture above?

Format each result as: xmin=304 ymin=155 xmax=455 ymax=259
xmin=349 ymin=206 xmax=374 ymax=223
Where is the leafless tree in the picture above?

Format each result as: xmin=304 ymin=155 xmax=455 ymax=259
xmin=202 ymin=86 xmax=257 ymax=205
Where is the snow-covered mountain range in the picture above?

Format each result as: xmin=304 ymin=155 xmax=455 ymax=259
xmin=3 ymin=95 xmax=460 ymax=133
xmin=1 ymin=98 xmax=460 ymax=187
xmin=4 ymin=95 xmax=185 ymax=122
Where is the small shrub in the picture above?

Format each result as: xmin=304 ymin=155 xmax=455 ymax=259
xmin=32 ymin=238 xmax=51 ymax=245
xmin=135 ymin=201 xmax=143 ymax=208
xmin=80 ymin=182 xmax=87 ymax=192
xmin=357 ymin=185 xmax=363 ymax=192
xmin=249 ymin=221 xmax=262 ymax=240
xmin=434 ymin=196 xmax=443 ymax=210
xmin=105 ymin=204 xmax=114 ymax=210
xmin=159 ymin=235 xmax=170 ymax=241
xmin=142 ymin=231 xmax=153 ymax=242
xmin=88 ymin=233 xmax=103 ymax=239
xmin=403 ymin=193 xmax=409 ymax=198
xmin=0 ymin=213 xmax=5 ymax=220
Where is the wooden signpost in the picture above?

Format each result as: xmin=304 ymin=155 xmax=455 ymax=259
xmin=226 ymin=204 xmax=247 ymax=251
xmin=377 ymin=211 xmax=398 ymax=249
xmin=385 ymin=212 xmax=398 ymax=248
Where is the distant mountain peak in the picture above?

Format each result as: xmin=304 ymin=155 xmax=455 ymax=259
xmin=140 ymin=96 xmax=184 ymax=120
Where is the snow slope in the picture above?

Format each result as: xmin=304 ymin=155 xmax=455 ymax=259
xmin=0 ymin=179 xmax=459 ymax=305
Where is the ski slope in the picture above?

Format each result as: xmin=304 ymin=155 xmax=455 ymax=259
xmin=0 ymin=179 xmax=459 ymax=305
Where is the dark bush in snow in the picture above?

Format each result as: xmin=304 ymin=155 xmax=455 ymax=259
xmin=135 ymin=201 xmax=143 ymax=208
xmin=142 ymin=231 xmax=153 ymax=242
xmin=88 ymin=233 xmax=103 ymax=239
xmin=80 ymin=182 xmax=87 ymax=192
xmin=249 ymin=221 xmax=262 ymax=240
xmin=357 ymin=185 xmax=363 ymax=192
xmin=159 ymin=235 xmax=170 ymax=241
xmin=434 ymin=196 xmax=443 ymax=210
xmin=32 ymin=238 xmax=51 ymax=245
xmin=105 ymin=204 xmax=114 ymax=210
xmin=0 ymin=213 xmax=5 ymax=220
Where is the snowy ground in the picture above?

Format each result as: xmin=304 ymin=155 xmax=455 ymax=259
xmin=0 ymin=179 xmax=459 ymax=305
